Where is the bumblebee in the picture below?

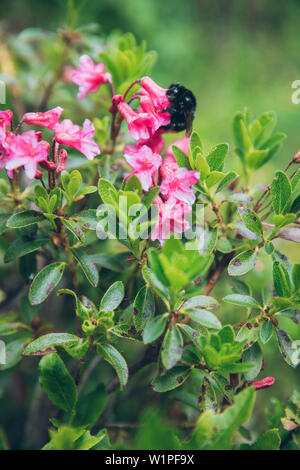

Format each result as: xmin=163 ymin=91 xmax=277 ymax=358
xmin=162 ymin=83 xmax=197 ymax=136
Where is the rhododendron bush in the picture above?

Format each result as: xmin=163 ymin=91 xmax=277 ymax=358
xmin=0 ymin=15 xmax=299 ymax=452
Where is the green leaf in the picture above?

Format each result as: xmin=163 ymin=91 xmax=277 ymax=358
xmin=233 ymin=112 xmax=251 ymax=155
xmin=0 ymin=333 xmax=32 ymax=371
xmin=190 ymin=131 xmax=203 ymax=154
xmin=75 ymin=209 xmax=98 ymax=230
xmin=182 ymin=295 xmax=219 ymax=310
xmin=216 ymin=171 xmax=238 ymax=193
xmin=152 ymin=366 xmax=191 ymax=392
xmin=23 ymin=333 xmax=79 ymax=355
xmin=218 ymin=363 xmax=255 ymax=374
xmin=206 ymin=143 xmax=228 ymax=172
xmin=38 ymin=353 xmax=77 ymax=413
xmin=228 ymin=250 xmax=257 ymax=277
xmin=29 ymin=262 xmax=65 ymax=305
xmin=42 ymin=426 xmax=103 ymax=450
xmin=246 ymin=149 xmax=269 ymax=169
xmin=260 ymin=320 xmax=273 ymax=344
xmin=143 ymin=315 xmax=168 ymax=344
xmin=218 ymin=325 xmax=235 ymax=344
xmin=185 ymin=308 xmax=221 ymax=329
xmin=133 ymin=286 xmax=155 ymax=332
xmin=100 ymin=281 xmax=124 ymax=312
xmin=223 ymin=294 xmax=260 ymax=309
xmin=271 ymin=171 xmax=292 ymax=215
xmin=264 ymin=241 xmax=274 ymax=255
xmin=6 ymin=210 xmax=45 ymax=228
xmin=243 ymin=342 xmax=263 ymax=381
xmin=193 ymin=387 xmax=256 ymax=450
xmin=276 ymin=329 xmax=300 ymax=367
xmin=4 ymin=236 xmax=49 ymax=263
xmin=238 ymin=208 xmax=263 ymax=236
xmin=143 ymin=186 xmax=160 ymax=209
xmin=273 ymin=261 xmax=292 ymax=297
xmin=252 ymin=429 xmax=281 ymax=450
xmin=71 ymin=248 xmax=99 ymax=287
xmin=292 ymin=264 xmax=300 ymax=291
xmin=124 ymin=174 xmax=142 ymax=195
xmin=142 ymin=267 xmax=170 ymax=303
xmin=96 ymin=343 xmax=128 ymax=388
xmin=98 ymin=178 xmax=118 ymax=206
xmin=161 ymin=326 xmax=183 ymax=370
xmin=74 ymin=384 xmax=107 ymax=428
xmin=61 ymin=219 xmax=86 ymax=244
xmin=172 ymin=145 xmax=190 ymax=168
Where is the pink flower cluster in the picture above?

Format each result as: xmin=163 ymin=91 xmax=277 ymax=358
xmin=71 ymin=55 xmax=112 ymax=100
xmin=0 ymin=110 xmax=49 ymax=178
xmin=0 ymin=106 xmax=100 ymax=179
xmin=109 ymin=77 xmax=200 ymax=244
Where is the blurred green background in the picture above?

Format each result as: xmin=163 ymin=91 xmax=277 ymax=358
xmin=0 ymin=0 xmax=299 ymax=446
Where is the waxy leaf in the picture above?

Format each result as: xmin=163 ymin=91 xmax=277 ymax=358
xmin=260 ymin=320 xmax=273 ymax=344
xmin=238 ymin=207 xmax=263 ymax=236
xmin=152 ymin=366 xmax=191 ymax=392
xmin=273 ymin=261 xmax=292 ymax=297
xmin=223 ymin=294 xmax=260 ymax=309
xmin=100 ymin=281 xmax=124 ymax=312
xmin=38 ymin=353 xmax=77 ymax=413
xmin=143 ymin=315 xmax=168 ymax=344
xmin=71 ymin=248 xmax=99 ymax=287
xmin=6 ymin=210 xmax=45 ymax=228
xmin=270 ymin=171 xmax=291 ymax=215
xmin=182 ymin=295 xmax=219 ymax=310
xmin=161 ymin=326 xmax=183 ymax=370
xmin=133 ymin=286 xmax=155 ymax=332
xmin=172 ymin=145 xmax=190 ymax=169
xmin=29 ymin=262 xmax=65 ymax=305
xmin=61 ymin=219 xmax=86 ymax=244
xmin=228 ymin=250 xmax=257 ymax=276
xmin=276 ymin=329 xmax=300 ymax=367
xmin=243 ymin=342 xmax=263 ymax=380
xmin=23 ymin=333 xmax=79 ymax=355
xmin=185 ymin=308 xmax=221 ymax=329
xmin=206 ymin=143 xmax=228 ymax=172
xmin=97 ymin=343 xmax=128 ymax=388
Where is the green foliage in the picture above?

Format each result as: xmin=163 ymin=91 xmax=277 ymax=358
xmin=0 ymin=13 xmax=299 ymax=450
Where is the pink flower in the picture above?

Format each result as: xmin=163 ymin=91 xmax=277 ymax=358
xmin=160 ymin=136 xmax=191 ymax=178
xmin=139 ymin=91 xmax=170 ymax=128
xmin=140 ymin=77 xmax=170 ymax=112
xmin=160 ymin=154 xmax=179 ymax=179
xmin=151 ymin=196 xmax=191 ymax=244
xmin=0 ymin=110 xmax=13 ymax=130
xmin=123 ymin=144 xmax=162 ymax=191
xmin=0 ymin=111 xmax=14 ymax=170
xmin=117 ymin=102 xmax=158 ymax=141
xmin=160 ymin=166 xmax=199 ymax=207
xmin=56 ymin=148 xmax=68 ymax=173
xmin=24 ymin=107 xmax=63 ymax=130
xmin=139 ymin=130 xmax=165 ymax=154
xmin=4 ymin=130 xmax=50 ymax=178
xmin=251 ymin=376 xmax=275 ymax=390
xmin=71 ymin=54 xmax=112 ymax=99
xmin=54 ymin=119 xmax=100 ymax=160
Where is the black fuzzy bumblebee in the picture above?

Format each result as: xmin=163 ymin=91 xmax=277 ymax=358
xmin=162 ymin=83 xmax=197 ymax=136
